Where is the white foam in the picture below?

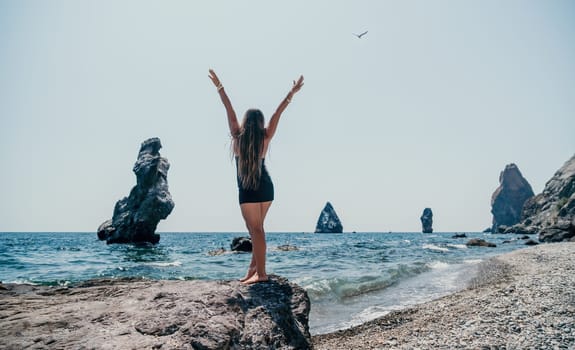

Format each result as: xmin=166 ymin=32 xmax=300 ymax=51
xmin=447 ymin=244 xmax=468 ymax=249
xmin=463 ymin=259 xmax=483 ymax=265
xmin=427 ymin=261 xmax=450 ymax=269
xmin=4 ymin=279 xmax=38 ymax=285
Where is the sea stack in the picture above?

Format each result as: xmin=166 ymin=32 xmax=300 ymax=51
xmin=514 ymin=154 xmax=575 ymax=242
xmin=490 ymin=163 xmax=534 ymax=233
xmin=420 ymin=208 xmax=433 ymax=233
xmin=315 ymin=202 xmax=343 ymax=233
xmin=97 ymin=138 xmax=175 ymax=244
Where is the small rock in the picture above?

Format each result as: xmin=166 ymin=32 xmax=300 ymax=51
xmin=466 ymin=238 xmax=497 ymax=247
xmin=207 ymin=248 xmax=226 ymax=256
xmin=277 ymin=244 xmax=299 ymax=251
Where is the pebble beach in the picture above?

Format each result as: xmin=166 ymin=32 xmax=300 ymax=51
xmin=312 ymin=242 xmax=575 ymax=349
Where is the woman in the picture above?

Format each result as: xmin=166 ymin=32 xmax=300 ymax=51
xmin=209 ymin=69 xmax=304 ymax=284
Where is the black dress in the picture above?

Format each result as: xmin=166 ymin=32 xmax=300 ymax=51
xmin=236 ymin=158 xmax=274 ymax=204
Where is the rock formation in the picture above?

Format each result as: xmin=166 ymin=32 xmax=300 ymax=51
xmin=98 ymin=138 xmax=175 ymax=244
xmin=315 ymin=202 xmax=343 ymax=233
xmin=511 ymin=154 xmax=575 ymax=242
xmin=0 ymin=276 xmax=312 ymax=349
xmin=490 ymin=163 xmax=534 ymax=233
xmin=231 ymin=236 xmax=252 ymax=252
xmin=420 ymin=208 xmax=433 ymax=233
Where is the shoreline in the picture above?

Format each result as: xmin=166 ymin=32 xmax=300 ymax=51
xmin=1 ymin=240 xmax=573 ymax=348
xmin=312 ymin=242 xmax=575 ymax=349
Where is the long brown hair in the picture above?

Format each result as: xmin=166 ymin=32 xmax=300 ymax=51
xmin=236 ymin=109 xmax=265 ymax=190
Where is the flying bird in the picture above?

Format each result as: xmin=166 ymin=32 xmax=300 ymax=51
xmin=353 ymin=31 xmax=368 ymax=39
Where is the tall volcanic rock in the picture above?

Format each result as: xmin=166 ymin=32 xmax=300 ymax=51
xmin=315 ymin=202 xmax=343 ymax=233
xmin=98 ymin=138 xmax=175 ymax=244
xmin=516 ymin=154 xmax=575 ymax=242
xmin=420 ymin=208 xmax=433 ymax=233
xmin=490 ymin=163 xmax=534 ymax=233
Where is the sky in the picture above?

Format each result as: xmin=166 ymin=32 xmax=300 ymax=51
xmin=1 ymin=1 xmax=574 ymax=233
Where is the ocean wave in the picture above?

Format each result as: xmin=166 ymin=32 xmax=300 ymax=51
xmin=422 ymin=244 xmax=449 ymax=252
xmin=301 ymin=263 xmax=429 ymax=301
xmin=146 ymin=261 xmax=183 ymax=267
xmin=3 ymin=279 xmax=40 ymax=285
xmin=426 ymin=261 xmax=450 ymax=269
xmin=3 ymin=279 xmax=72 ymax=287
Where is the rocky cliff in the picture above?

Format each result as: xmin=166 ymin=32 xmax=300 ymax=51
xmin=513 ymin=154 xmax=575 ymax=242
xmin=315 ymin=202 xmax=343 ymax=233
xmin=98 ymin=138 xmax=175 ymax=244
xmin=420 ymin=208 xmax=433 ymax=233
xmin=0 ymin=276 xmax=312 ymax=349
xmin=490 ymin=163 xmax=534 ymax=232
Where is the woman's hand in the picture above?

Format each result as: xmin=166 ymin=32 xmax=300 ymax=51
xmin=289 ymin=75 xmax=304 ymax=98
xmin=208 ymin=69 xmax=223 ymax=91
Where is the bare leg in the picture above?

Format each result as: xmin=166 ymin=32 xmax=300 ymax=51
xmin=240 ymin=201 xmax=272 ymax=284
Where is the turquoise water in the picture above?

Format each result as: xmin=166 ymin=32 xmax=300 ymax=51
xmin=0 ymin=231 xmax=531 ymax=334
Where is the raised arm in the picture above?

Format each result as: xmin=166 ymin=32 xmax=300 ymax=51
xmin=209 ymin=69 xmax=240 ymax=137
xmin=266 ymin=75 xmax=304 ymax=140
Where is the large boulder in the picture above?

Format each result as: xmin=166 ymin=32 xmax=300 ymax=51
xmin=420 ymin=208 xmax=433 ymax=233
xmin=97 ymin=138 xmax=175 ymax=244
xmin=515 ymin=154 xmax=575 ymax=242
xmin=490 ymin=163 xmax=534 ymax=232
xmin=0 ymin=276 xmax=312 ymax=349
xmin=315 ymin=202 xmax=343 ymax=233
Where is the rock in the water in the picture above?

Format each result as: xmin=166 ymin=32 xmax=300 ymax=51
xmin=466 ymin=238 xmax=497 ymax=247
xmin=515 ymin=154 xmax=575 ymax=243
xmin=97 ymin=138 xmax=175 ymax=244
xmin=502 ymin=223 xmax=539 ymax=235
xmin=231 ymin=236 xmax=252 ymax=252
xmin=452 ymin=233 xmax=467 ymax=239
xmin=277 ymin=244 xmax=299 ymax=251
xmin=420 ymin=208 xmax=433 ymax=233
xmin=490 ymin=163 xmax=534 ymax=233
xmin=0 ymin=276 xmax=312 ymax=349
xmin=315 ymin=202 xmax=343 ymax=233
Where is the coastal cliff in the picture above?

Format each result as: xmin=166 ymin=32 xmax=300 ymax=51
xmin=509 ymin=154 xmax=575 ymax=242
xmin=0 ymin=275 xmax=312 ymax=350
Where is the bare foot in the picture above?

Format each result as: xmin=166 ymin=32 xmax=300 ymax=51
xmin=239 ymin=268 xmax=256 ymax=283
xmin=241 ymin=273 xmax=268 ymax=285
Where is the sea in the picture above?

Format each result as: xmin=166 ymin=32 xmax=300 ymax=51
xmin=0 ymin=231 xmax=531 ymax=335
